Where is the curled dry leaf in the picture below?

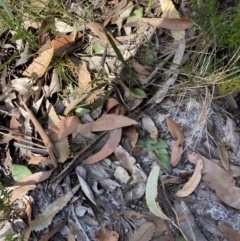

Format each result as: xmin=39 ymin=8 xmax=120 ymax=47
xmin=175 ymin=159 xmax=203 ymax=197
xmin=23 ymin=47 xmax=54 ymax=79
xmin=142 ymin=115 xmax=158 ymax=143
xmin=77 ymin=114 xmax=137 ymax=134
xmin=106 ymin=98 xmax=120 ymax=113
xmin=83 ymin=128 xmax=122 ymax=164
xmin=188 ymin=153 xmax=240 ymax=209
xmin=217 ymin=224 xmax=240 ymax=241
xmin=31 ymin=185 xmax=80 ymax=231
xmin=129 ymin=222 xmax=155 ymax=241
xmin=141 ymin=18 xmax=193 ymax=30
xmin=49 ymin=116 xmax=81 ymax=141
xmin=15 ymin=170 xmax=53 ymax=185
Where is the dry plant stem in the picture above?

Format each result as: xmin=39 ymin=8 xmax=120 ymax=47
xmin=143 ymin=52 xmax=175 ymax=87
xmin=21 ymin=100 xmax=58 ymax=168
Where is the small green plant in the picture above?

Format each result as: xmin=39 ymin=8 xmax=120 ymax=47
xmin=0 ymin=183 xmax=11 ymax=220
xmin=217 ymin=77 xmax=240 ymax=96
xmin=137 ymin=138 xmax=171 ymax=172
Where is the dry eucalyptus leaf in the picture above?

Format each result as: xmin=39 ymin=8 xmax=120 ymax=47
xmin=77 ymin=114 xmax=137 ymax=134
xmin=126 ymin=126 xmax=138 ymax=148
xmin=217 ymin=224 xmax=240 ymax=241
xmin=217 ymin=143 xmax=229 ymax=172
xmin=166 ymin=117 xmax=184 ymax=141
xmin=10 ymin=185 xmax=36 ymax=204
xmin=46 ymin=100 xmax=60 ymax=128
xmin=146 ymin=165 xmax=170 ymax=220
xmin=11 ymin=78 xmax=32 ymax=95
xmin=54 ymin=138 xmax=70 ymax=163
xmin=130 ymin=59 xmax=150 ymax=76
xmin=31 ymin=185 xmax=80 ymax=231
xmin=23 ymin=47 xmax=54 ymax=79
xmin=175 ymin=159 xmax=203 ymax=197
xmin=141 ymin=18 xmax=192 ymax=30
xmin=129 ymin=222 xmax=155 ymax=241
xmin=95 ymin=229 xmax=119 ymax=241
xmin=142 ymin=115 xmax=158 ymax=142
xmin=83 ymin=128 xmax=122 ymax=164
xmin=188 ymin=153 xmax=240 ymax=209
xmin=28 ymin=155 xmax=52 ymax=166
xmin=78 ymin=61 xmax=91 ymax=91
xmin=170 ymin=139 xmax=183 ymax=166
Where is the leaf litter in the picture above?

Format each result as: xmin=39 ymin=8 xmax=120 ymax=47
xmin=1 ymin=0 xmax=240 ymax=240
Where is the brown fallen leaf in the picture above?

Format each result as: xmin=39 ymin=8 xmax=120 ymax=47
xmin=15 ymin=170 xmax=53 ymax=186
xmin=166 ymin=117 xmax=184 ymax=141
xmin=217 ymin=143 xmax=229 ymax=172
xmin=10 ymin=185 xmax=36 ymax=204
xmin=175 ymin=159 xmax=203 ymax=197
xmin=10 ymin=117 xmax=21 ymax=138
xmin=63 ymin=96 xmax=88 ymax=116
xmin=217 ymin=224 xmax=240 ymax=241
xmin=28 ymin=155 xmax=53 ymax=166
xmin=142 ymin=115 xmax=158 ymax=143
xmin=39 ymin=221 xmax=67 ymax=241
xmin=86 ymin=22 xmax=120 ymax=46
xmin=171 ymin=139 xmax=183 ymax=167
xmin=77 ymin=114 xmax=137 ymax=134
xmin=49 ymin=116 xmax=81 ymax=142
xmin=141 ymin=18 xmax=193 ymax=30
xmin=106 ymin=98 xmax=120 ymax=113
xmin=67 ymin=225 xmax=75 ymax=241
xmin=188 ymin=152 xmax=240 ymax=209
xmin=21 ymin=101 xmax=58 ymax=167
xmin=83 ymin=128 xmax=122 ymax=164
xmin=129 ymin=222 xmax=155 ymax=241
xmin=95 ymin=229 xmax=119 ymax=241
xmin=130 ymin=59 xmax=150 ymax=76
xmin=23 ymin=47 xmax=53 ymax=79
xmin=126 ymin=126 xmax=138 ymax=149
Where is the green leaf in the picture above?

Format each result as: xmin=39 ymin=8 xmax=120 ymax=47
xmin=12 ymin=164 xmax=32 ymax=182
xmin=74 ymin=107 xmax=90 ymax=117
xmin=155 ymin=153 xmax=171 ymax=172
xmin=128 ymin=8 xmax=143 ymax=19
xmin=145 ymin=138 xmax=168 ymax=151
xmin=136 ymin=139 xmax=147 ymax=148
xmin=93 ymin=44 xmax=105 ymax=54
xmin=146 ymin=165 xmax=170 ymax=220
xmin=175 ymin=236 xmax=187 ymax=241
xmin=131 ymin=88 xmax=147 ymax=98
xmin=155 ymin=148 xmax=168 ymax=155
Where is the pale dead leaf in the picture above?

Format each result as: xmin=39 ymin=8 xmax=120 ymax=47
xmin=31 ymin=185 xmax=80 ymax=231
xmin=49 ymin=116 xmax=81 ymax=141
xmin=129 ymin=222 xmax=155 ymax=241
xmin=15 ymin=170 xmax=53 ymax=185
xmin=217 ymin=224 xmax=240 ymax=241
xmin=126 ymin=126 xmax=138 ymax=148
xmin=142 ymin=116 xmax=158 ymax=142
xmin=217 ymin=143 xmax=229 ymax=172
xmin=166 ymin=117 xmax=184 ymax=140
xmin=21 ymin=101 xmax=58 ymax=167
xmin=76 ymin=167 xmax=96 ymax=206
xmin=10 ymin=185 xmax=36 ymax=204
xmin=39 ymin=221 xmax=67 ymax=241
xmin=141 ymin=18 xmax=192 ymax=30
xmin=67 ymin=225 xmax=75 ymax=241
xmin=28 ymin=155 xmax=53 ymax=166
xmin=86 ymin=22 xmax=120 ymax=46
xmin=54 ymin=138 xmax=70 ymax=163
xmin=188 ymin=153 xmax=240 ymax=209
xmin=23 ymin=47 xmax=54 ymax=79
xmin=63 ymin=96 xmax=88 ymax=116
xmin=46 ymin=100 xmax=60 ymax=128
xmin=49 ymin=68 xmax=61 ymax=97
xmin=11 ymin=78 xmax=32 ymax=95
xmin=130 ymin=59 xmax=150 ymax=76
xmin=78 ymin=61 xmax=91 ymax=91
xmin=83 ymin=128 xmax=122 ymax=164
xmin=175 ymin=159 xmax=203 ymax=197
xmin=114 ymin=166 xmax=131 ymax=184
xmin=77 ymin=114 xmax=137 ymax=134
xmin=96 ymin=229 xmax=119 ymax=241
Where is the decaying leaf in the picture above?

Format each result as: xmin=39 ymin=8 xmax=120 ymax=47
xmin=96 ymin=229 xmax=119 ymax=241
xmin=217 ymin=143 xmax=229 ymax=172
xmin=16 ymin=170 xmax=53 ymax=185
xmin=31 ymin=185 xmax=80 ymax=231
xmin=23 ymin=47 xmax=54 ymax=79
xmin=146 ymin=165 xmax=170 ymax=220
xmin=217 ymin=224 xmax=240 ymax=241
xmin=188 ymin=153 xmax=240 ymax=209
xmin=77 ymin=114 xmax=137 ymax=134
xmin=83 ymin=128 xmax=122 ymax=164
xmin=142 ymin=115 xmax=158 ymax=143
xmin=126 ymin=126 xmax=138 ymax=148
xmin=54 ymin=138 xmax=70 ymax=163
xmin=129 ymin=222 xmax=155 ymax=241
xmin=166 ymin=117 xmax=184 ymax=140
xmin=175 ymin=159 xmax=203 ymax=197
xmin=10 ymin=185 xmax=36 ymax=204
xmin=49 ymin=116 xmax=81 ymax=141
